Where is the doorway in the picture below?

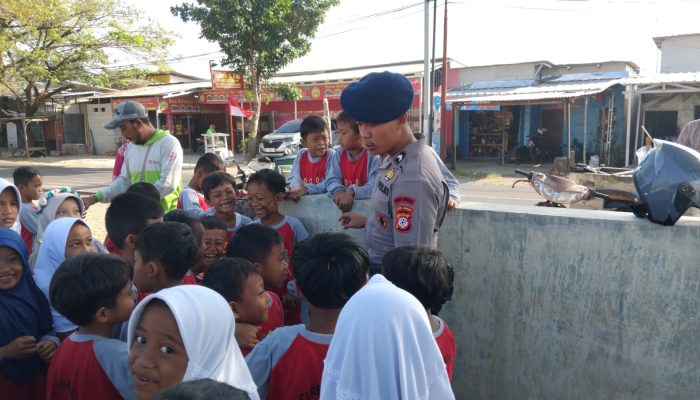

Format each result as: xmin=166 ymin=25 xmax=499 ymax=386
xmin=540 ymin=109 xmax=564 ymax=161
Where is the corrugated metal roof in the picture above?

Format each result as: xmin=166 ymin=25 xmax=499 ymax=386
xmin=447 ymin=79 xmax=621 ymax=103
xmin=270 ymin=62 xmax=429 ymax=84
xmin=90 ymin=81 xmax=212 ymax=99
xmin=622 ymin=72 xmax=700 ymax=85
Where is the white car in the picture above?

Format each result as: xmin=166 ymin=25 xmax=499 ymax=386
xmin=259 ymin=119 xmax=303 ymax=159
xmin=259 ymin=118 xmax=337 ymax=159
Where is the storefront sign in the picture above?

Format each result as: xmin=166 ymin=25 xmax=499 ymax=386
xmin=268 ymin=78 xmax=422 ymax=102
xmin=459 ymin=103 xmax=500 ymax=111
xmin=211 ymin=70 xmax=244 ymax=90
xmin=113 ymin=97 xmax=159 ymax=110
xmin=198 ymin=89 xmax=246 ymax=105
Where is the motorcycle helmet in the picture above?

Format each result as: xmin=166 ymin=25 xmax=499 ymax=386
xmin=633 ymin=139 xmax=700 ymax=225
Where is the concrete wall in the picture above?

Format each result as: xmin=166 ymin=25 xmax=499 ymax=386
xmin=86 ymin=101 xmax=118 ymax=154
xmin=643 ymin=92 xmax=700 ymax=135
xmin=281 ymin=195 xmax=700 ymax=399
xmin=659 ymin=35 xmax=700 ymax=73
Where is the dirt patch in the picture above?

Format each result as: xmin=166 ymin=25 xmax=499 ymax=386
xmin=83 ymin=203 xmax=108 ymax=242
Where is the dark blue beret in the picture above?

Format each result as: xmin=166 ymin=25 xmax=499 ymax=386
xmin=340 ymin=71 xmax=414 ymax=124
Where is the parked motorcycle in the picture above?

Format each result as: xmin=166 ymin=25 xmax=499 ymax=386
xmin=512 ymin=169 xmax=640 ymax=209
xmin=633 ymin=139 xmax=700 ymax=225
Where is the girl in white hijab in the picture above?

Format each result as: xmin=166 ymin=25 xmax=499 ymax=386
xmin=127 ymin=285 xmax=259 ymax=400
xmin=320 ymin=274 xmax=455 ymax=400
xmin=0 ymin=177 xmax=22 ymax=234
xmin=34 ymin=217 xmax=98 ymax=336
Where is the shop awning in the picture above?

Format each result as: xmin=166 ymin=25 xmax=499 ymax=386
xmin=447 ymin=74 xmax=625 ymax=104
xmin=90 ymin=81 xmax=212 ymax=100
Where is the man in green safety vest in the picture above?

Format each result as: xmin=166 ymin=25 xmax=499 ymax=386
xmin=82 ymin=101 xmax=183 ymax=212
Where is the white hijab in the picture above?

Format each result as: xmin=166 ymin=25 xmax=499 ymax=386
xmin=29 ymin=192 xmax=85 ymax=269
xmin=320 ymin=274 xmax=455 ymax=400
xmin=0 ymin=178 xmax=22 ymax=234
xmin=127 ymin=285 xmax=260 ymax=400
xmin=34 ymin=217 xmax=87 ymax=333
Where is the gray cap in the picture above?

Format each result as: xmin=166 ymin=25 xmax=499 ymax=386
xmin=105 ymin=101 xmax=149 ymax=129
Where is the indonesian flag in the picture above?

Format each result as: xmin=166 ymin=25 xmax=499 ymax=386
xmin=229 ymin=99 xmax=253 ymax=118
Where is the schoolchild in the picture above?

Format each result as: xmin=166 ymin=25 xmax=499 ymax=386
xmin=127 ymin=285 xmax=259 ymax=400
xmin=325 ymin=111 xmax=379 ymax=211
xmin=153 ymin=378 xmax=250 ymax=400
xmin=246 ymin=169 xmax=309 ymax=325
xmin=35 ymin=218 xmax=98 ymax=338
xmin=287 ymin=115 xmax=336 ymax=201
xmin=12 ymin=167 xmax=43 ymax=250
xmin=163 ymin=210 xmax=205 ymax=285
xmin=29 ymin=191 xmax=86 ymax=268
xmin=201 ymin=172 xmax=251 ymax=239
xmin=319 ymin=273 xmax=455 ymax=400
xmin=178 ymin=153 xmax=225 ymax=214
xmin=0 ymin=228 xmax=58 ymax=399
xmin=132 ymin=221 xmax=198 ymax=296
xmin=246 ymin=231 xmax=368 ymax=400
xmin=202 ymin=258 xmax=270 ymax=356
xmin=381 ymin=246 xmax=456 ymax=380
xmin=127 ymin=181 xmax=161 ymax=202
xmin=47 ymin=253 xmax=136 ymax=399
xmin=105 ymin=192 xmax=163 ymax=264
xmin=227 ymin=224 xmax=287 ymax=351
xmin=193 ymin=216 xmax=229 ymax=282
xmin=0 ymin=178 xmax=22 ymax=233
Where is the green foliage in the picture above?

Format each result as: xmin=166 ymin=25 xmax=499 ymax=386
xmin=272 ymin=83 xmax=302 ymax=102
xmin=172 ymin=0 xmax=339 ymax=158
xmin=0 ymin=0 xmax=173 ymax=116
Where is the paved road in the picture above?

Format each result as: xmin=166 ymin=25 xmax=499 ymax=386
xmin=0 ymin=163 xmax=541 ymax=205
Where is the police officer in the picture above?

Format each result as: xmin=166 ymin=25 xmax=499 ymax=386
xmin=338 ymin=71 xmax=449 ymax=273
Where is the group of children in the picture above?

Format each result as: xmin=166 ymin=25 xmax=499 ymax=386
xmin=0 ymin=113 xmax=458 ymax=399
xmin=286 ymin=113 xmax=460 ymax=210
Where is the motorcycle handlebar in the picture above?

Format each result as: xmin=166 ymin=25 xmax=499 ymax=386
xmin=514 ymin=169 xmax=534 ymax=180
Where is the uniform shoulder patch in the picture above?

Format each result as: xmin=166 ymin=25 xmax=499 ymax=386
xmin=394 ymin=204 xmax=413 ymax=233
xmin=393 ymin=195 xmax=415 ymax=234
xmin=394 ymin=152 xmax=406 ymax=164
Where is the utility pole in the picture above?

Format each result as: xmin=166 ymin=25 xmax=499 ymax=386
xmin=441 ymin=0 xmax=450 ymax=164
xmin=422 ymin=0 xmax=431 ymax=137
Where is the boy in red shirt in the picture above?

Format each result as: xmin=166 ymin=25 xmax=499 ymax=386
xmin=132 ymin=221 xmax=199 ymax=301
xmin=326 ymin=111 xmax=380 ymax=212
xmin=202 ymin=258 xmax=270 ymax=356
xmin=228 ymin=224 xmax=289 ymax=349
xmin=105 ymin=192 xmax=163 ymax=264
xmin=178 ymin=153 xmax=225 ymax=214
xmin=287 ymin=115 xmax=335 ymax=201
xmin=47 ymin=253 xmax=136 ymax=399
xmin=163 ymin=209 xmax=205 ymax=285
xmin=381 ymin=246 xmax=457 ymax=381
xmin=194 ymin=215 xmax=230 ymax=281
xmin=246 ymin=169 xmax=309 ymax=325
xmin=201 ymin=172 xmax=252 ymax=239
xmin=245 ymin=231 xmax=369 ymax=400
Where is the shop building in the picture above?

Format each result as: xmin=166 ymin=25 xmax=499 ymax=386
xmin=446 ymin=61 xmax=638 ymax=166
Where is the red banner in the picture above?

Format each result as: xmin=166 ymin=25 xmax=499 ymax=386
xmin=211 ymin=70 xmax=244 ymax=90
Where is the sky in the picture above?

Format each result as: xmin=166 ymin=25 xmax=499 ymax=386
xmin=117 ymin=0 xmax=700 ymax=79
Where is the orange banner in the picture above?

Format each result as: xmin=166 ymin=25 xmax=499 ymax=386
xmin=112 ymin=97 xmax=159 ymax=110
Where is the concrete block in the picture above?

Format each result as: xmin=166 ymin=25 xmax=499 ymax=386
xmin=281 ymin=195 xmax=700 ymax=399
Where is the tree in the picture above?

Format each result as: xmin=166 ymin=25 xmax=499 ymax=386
xmin=172 ymin=0 xmax=339 ymax=159
xmin=0 ymin=0 xmax=172 ymax=117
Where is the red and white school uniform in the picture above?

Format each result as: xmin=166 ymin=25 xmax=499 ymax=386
xmin=245 ymin=324 xmax=332 ymax=400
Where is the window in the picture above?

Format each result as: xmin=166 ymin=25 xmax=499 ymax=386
xmin=644 ymin=111 xmax=678 ymax=140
